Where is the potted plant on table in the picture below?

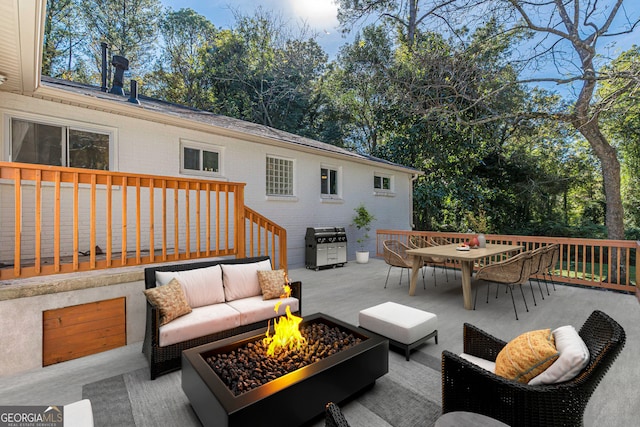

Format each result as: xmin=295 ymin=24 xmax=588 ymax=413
xmin=352 ymin=204 xmax=376 ymax=263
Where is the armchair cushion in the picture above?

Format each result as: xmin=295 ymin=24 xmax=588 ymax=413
xmin=495 ymin=328 xmax=559 ymax=383
xmin=529 ymin=325 xmax=589 ymax=385
xmin=143 ymin=278 xmax=192 ymax=326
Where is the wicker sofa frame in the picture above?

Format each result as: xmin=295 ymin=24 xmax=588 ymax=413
xmin=441 ymin=310 xmax=626 ymax=427
xmin=143 ymin=256 xmax=302 ymax=380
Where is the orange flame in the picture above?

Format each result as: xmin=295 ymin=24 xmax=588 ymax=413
xmin=263 ymin=274 xmax=306 ymax=356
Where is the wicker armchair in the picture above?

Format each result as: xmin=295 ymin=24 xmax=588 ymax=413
xmin=474 ymin=251 xmax=533 ymax=320
xmin=325 ymin=402 xmax=351 ymax=427
xmin=383 ymin=239 xmax=416 ymax=288
xmin=528 ymin=246 xmax=548 ymax=300
xmin=408 ymin=235 xmax=449 ymax=286
xmin=441 ymin=310 xmax=626 ymax=427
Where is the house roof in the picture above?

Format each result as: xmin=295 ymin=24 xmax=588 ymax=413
xmin=37 ymin=76 xmax=421 ymax=175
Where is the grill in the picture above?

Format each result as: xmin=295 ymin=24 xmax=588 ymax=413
xmin=305 ymin=227 xmax=347 ymax=270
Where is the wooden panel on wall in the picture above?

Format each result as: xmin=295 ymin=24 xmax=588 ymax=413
xmin=42 ymin=297 xmax=126 ymax=366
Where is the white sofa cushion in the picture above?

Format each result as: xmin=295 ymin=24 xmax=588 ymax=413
xmin=222 ymin=260 xmax=272 ymax=301
xmin=159 ymin=304 xmax=241 ymax=347
xmin=529 ymin=325 xmax=590 ymax=385
xmin=155 ymin=264 xmax=225 ymax=308
xmin=226 ymin=295 xmax=300 ymax=326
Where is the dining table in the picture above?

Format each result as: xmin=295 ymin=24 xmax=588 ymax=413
xmin=406 ymin=243 xmax=524 ymax=310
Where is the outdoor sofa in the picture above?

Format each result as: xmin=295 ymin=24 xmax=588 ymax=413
xmin=143 ymin=256 xmax=301 ymax=379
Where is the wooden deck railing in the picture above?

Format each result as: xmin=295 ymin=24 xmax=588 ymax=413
xmin=0 ymin=162 xmax=287 ymax=281
xmin=377 ymin=230 xmax=638 ymax=294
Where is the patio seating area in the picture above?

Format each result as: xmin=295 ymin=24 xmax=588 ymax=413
xmin=0 ymin=257 xmax=637 ymax=426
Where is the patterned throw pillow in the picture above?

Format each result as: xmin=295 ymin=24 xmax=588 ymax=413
xmin=495 ymin=328 xmax=559 ymax=383
xmin=257 ymin=269 xmax=287 ymax=300
xmin=143 ymin=278 xmax=192 ymax=326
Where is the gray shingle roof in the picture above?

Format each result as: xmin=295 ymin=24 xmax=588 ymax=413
xmin=40 ymin=76 xmax=420 ymax=173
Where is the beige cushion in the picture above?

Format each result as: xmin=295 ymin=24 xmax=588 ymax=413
xmin=143 ymin=278 xmax=192 ymax=326
xmin=226 ymin=295 xmax=299 ymax=326
xmin=222 ymin=260 xmax=272 ymax=301
xmin=258 ymin=269 xmax=287 ymax=299
xmin=529 ymin=325 xmax=590 ymax=385
xmin=158 ymin=304 xmax=241 ymax=347
xmin=155 ymin=264 xmax=225 ymax=308
xmin=495 ymin=329 xmax=559 ymax=383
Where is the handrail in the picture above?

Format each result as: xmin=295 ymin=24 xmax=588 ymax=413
xmin=0 ymin=162 xmax=287 ymax=280
xmin=243 ymin=206 xmax=287 ymax=271
xmin=377 ymin=230 xmax=638 ymax=294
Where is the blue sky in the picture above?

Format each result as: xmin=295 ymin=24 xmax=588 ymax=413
xmin=161 ymin=0 xmax=347 ymax=58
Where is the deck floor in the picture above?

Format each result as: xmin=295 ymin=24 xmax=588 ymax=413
xmin=0 ymin=257 xmax=637 ymax=426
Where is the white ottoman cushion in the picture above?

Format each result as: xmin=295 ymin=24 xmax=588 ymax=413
xmin=359 ymin=302 xmax=437 ymax=344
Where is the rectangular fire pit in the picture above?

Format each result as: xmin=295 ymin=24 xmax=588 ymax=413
xmin=182 ymin=313 xmax=389 ymax=427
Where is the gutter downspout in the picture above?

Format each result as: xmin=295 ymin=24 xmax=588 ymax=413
xmin=410 ymin=173 xmax=419 ymax=229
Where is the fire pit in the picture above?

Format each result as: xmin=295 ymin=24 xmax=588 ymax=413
xmin=181 ymin=313 xmax=389 ymax=427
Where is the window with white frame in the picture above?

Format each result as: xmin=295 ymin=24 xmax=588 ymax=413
xmin=374 ymin=173 xmax=392 ymax=191
xmin=180 ymin=140 xmax=222 ymax=176
xmin=266 ymin=155 xmax=294 ymax=196
xmin=321 ymin=166 xmax=339 ymax=196
xmin=10 ymin=117 xmax=110 ymax=170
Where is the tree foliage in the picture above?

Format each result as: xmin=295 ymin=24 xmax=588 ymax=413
xmin=39 ymin=1 xmax=640 ymax=240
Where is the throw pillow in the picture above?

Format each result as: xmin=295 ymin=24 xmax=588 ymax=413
xmin=495 ymin=328 xmax=559 ymax=383
xmin=155 ymin=264 xmax=225 ymax=308
xmin=257 ymin=269 xmax=287 ymax=300
xmin=528 ymin=325 xmax=590 ymax=385
xmin=222 ymin=259 xmax=273 ymax=301
xmin=143 ymin=278 xmax=192 ymax=326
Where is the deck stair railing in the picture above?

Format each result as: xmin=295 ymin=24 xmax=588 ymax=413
xmin=377 ymin=230 xmax=638 ymax=294
xmin=0 ymin=162 xmax=287 ymax=281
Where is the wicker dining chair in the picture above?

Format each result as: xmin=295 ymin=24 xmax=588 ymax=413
xmin=474 ymin=251 xmax=534 ymax=320
xmin=408 ymin=235 xmax=448 ymax=286
xmin=540 ymin=243 xmax=559 ymax=293
xmin=441 ymin=310 xmax=626 ymax=427
xmin=383 ymin=239 xmax=417 ymax=288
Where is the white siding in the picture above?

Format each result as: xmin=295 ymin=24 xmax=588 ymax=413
xmin=0 ymin=91 xmax=415 ymax=268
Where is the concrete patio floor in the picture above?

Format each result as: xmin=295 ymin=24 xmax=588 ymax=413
xmin=0 ymin=257 xmax=637 ymax=426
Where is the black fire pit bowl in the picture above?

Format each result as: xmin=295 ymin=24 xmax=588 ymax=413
xmin=182 ymin=312 xmax=389 ymax=427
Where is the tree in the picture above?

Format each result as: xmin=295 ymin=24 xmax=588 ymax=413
xmin=599 ymin=46 xmax=640 ymax=230
xmin=78 ymin=0 xmax=162 ymax=81
xmin=42 ymin=0 xmax=84 ymax=78
xmin=337 ymin=0 xmax=640 ymax=243
xmin=145 ymin=8 xmax=217 ymax=107
xmin=336 ymin=0 xmax=460 ymax=49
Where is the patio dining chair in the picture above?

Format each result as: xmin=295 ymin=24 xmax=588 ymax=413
xmin=383 ymin=239 xmax=419 ymax=288
xmin=474 ymin=251 xmax=534 ymax=320
xmin=408 ymin=235 xmax=448 ymax=286
xmin=441 ymin=310 xmax=626 ymax=427
xmin=540 ymin=243 xmax=559 ymax=293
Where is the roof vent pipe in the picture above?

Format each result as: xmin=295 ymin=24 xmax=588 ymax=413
xmin=128 ymin=80 xmax=140 ymax=104
xmin=100 ymin=42 xmax=108 ymax=92
xmin=109 ymin=55 xmax=129 ymax=96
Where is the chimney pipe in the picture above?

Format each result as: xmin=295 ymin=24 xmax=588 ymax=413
xmin=128 ymin=80 xmax=140 ymax=104
xmin=109 ymin=55 xmax=129 ymax=96
xmin=100 ymin=42 xmax=108 ymax=92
